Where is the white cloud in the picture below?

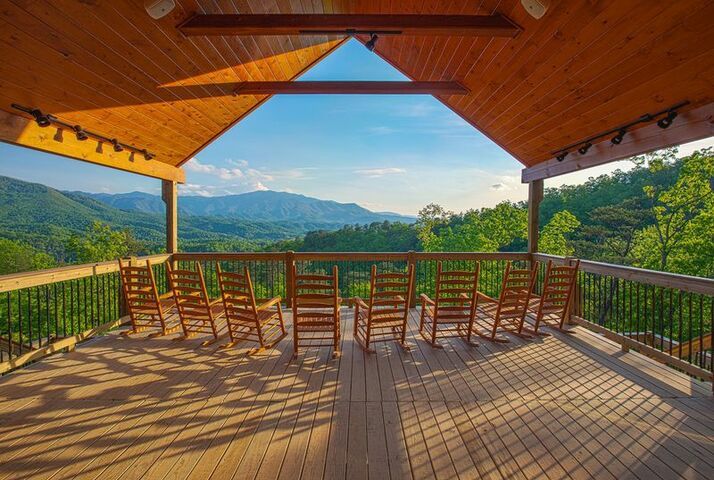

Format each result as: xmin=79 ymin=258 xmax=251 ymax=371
xmin=354 ymin=167 xmax=407 ymax=178
xmin=185 ymin=158 xmax=243 ymax=180
xmin=182 ymin=157 xmax=274 ymax=196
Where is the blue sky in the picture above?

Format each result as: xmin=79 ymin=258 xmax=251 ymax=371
xmin=1 ymin=39 xmax=711 ymax=215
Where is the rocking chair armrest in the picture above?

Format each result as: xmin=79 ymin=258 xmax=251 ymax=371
xmin=158 ymin=291 xmax=174 ymax=300
xmin=354 ymin=297 xmax=370 ymax=311
xmin=257 ymin=296 xmax=282 ymax=311
xmin=208 ymin=297 xmax=223 ymax=307
xmin=477 ymin=292 xmax=498 ymax=304
xmin=420 ymin=293 xmax=435 ymax=306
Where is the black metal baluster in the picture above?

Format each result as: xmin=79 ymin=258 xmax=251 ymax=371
xmin=5 ymin=292 xmax=11 ymax=361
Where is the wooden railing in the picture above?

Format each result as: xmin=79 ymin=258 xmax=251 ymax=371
xmin=173 ymin=251 xmax=529 ymax=307
xmin=1 ymin=251 xmax=711 ymax=382
xmin=0 ymin=254 xmax=170 ymax=373
xmin=534 ymin=253 xmax=713 ymax=381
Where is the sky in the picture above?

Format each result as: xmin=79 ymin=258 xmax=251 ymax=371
xmin=1 ymin=39 xmax=712 ymax=215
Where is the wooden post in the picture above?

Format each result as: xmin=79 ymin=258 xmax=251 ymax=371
xmin=566 ymin=257 xmax=579 ymax=326
xmin=285 ymin=251 xmax=295 ymax=308
xmin=527 ymin=179 xmax=543 ymax=255
xmin=407 ymin=250 xmax=417 ymax=305
xmin=161 ymin=180 xmax=178 ymax=254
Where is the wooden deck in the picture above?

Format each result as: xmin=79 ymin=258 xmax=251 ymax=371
xmin=0 ymin=309 xmax=711 ymax=480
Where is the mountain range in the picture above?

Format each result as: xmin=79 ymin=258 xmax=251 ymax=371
xmin=0 ymin=175 xmax=413 ymax=256
xmin=83 ymin=190 xmax=413 ymax=225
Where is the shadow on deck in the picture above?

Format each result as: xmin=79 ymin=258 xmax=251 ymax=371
xmin=0 ymin=309 xmax=712 ymax=479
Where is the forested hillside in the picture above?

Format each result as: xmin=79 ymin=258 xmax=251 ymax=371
xmin=0 ymin=176 xmax=322 ymax=270
xmin=275 ymin=148 xmax=714 ymax=278
xmin=1 ymin=148 xmax=711 ymax=278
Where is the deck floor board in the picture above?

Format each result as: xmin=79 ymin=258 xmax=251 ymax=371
xmin=0 ymin=308 xmax=711 ymax=480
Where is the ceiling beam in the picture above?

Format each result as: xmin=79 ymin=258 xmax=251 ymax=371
xmin=233 ymin=81 xmax=469 ymax=95
xmin=178 ymin=14 xmax=521 ymax=37
xmin=0 ymin=109 xmax=185 ymax=183
xmin=521 ymin=102 xmax=714 ymax=183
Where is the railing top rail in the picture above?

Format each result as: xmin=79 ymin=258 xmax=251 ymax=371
xmin=174 ymin=251 xmax=530 ymax=262
xmin=534 ymin=253 xmax=714 ymax=296
xmin=0 ymin=254 xmax=171 ymax=293
xmin=2 ymin=251 xmax=712 ymax=295
xmin=414 ymin=252 xmax=529 ymax=261
xmin=172 ymin=252 xmax=285 ymax=262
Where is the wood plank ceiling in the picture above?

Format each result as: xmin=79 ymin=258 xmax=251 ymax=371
xmin=1 ymin=0 xmax=712 ymax=179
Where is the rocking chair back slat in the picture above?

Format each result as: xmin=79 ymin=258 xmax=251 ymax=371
xmin=292 ymin=264 xmax=341 ymax=356
xmin=167 ymin=262 xmax=221 ymax=340
xmin=528 ymin=260 xmax=580 ymax=333
xmin=119 ymin=258 xmax=178 ymax=336
xmin=217 ymin=264 xmax=286 ymax=350
xmin=353 ymin=264 xmax=414 ymax=352
xmin=418 ymin=261 xmax=480 ymax=348
xmin=474 ymin=261 xmax=539 ymax=342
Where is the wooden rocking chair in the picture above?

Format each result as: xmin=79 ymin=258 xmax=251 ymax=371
xmin=217 ymin=264 xmax=287 ymax=351
xmin=167 ymin=262 xmax=224 ymax=343
xmin=291 ymin=264 xmax=341 ymax=357
xmin=526 ymin=259 xmax=580 ymax=334
xmin=418 ymin=261 xmax=480 ymax=348
xmin=472 ymin=261 xmax=538 ymax=342
xmin=119 ymin=258 xmax=179 ymax=336
xmin=353 ymin=264 xmax=415 ymax=353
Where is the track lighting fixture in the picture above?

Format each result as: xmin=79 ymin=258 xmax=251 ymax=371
xmin=73 ymin=125 xmax=89 ymax=141
xmin=11 ymin=104 xmax=155 ymax=161
xmin=578 ymin=142 xmax=592 ymax=155
xmin=611 ymin=129 xmax=626 ymax=145
xmin=549 ymin=101 xmax=688 ymax=162
xmin=30 ymin=108 xmax=52 ymax=128
xmin=657 ymin=110 xmax=677 ymax=129
xmin=365 ymin=33 xmax=378 ymax=52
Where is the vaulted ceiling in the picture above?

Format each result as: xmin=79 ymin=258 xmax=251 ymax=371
xmin=1 ymin=0 xmax=713 ymax=181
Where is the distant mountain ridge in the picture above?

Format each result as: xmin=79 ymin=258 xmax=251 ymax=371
xmin=0 ymin=175 xmax=415 ymax=259
xmin=81 ymin=190 xmax=415 ymax=225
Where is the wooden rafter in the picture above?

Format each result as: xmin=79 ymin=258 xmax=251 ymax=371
xmin=233 ymin=81 xmax=469 ymax=95
xmin=178 ymin=14 xmax=521 ymax=37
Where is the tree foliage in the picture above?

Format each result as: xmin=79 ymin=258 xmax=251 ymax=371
xmin=539 ymin=211 xmax=580 ymax=256
xmin=0 ymin=238 xmax=56 ymax=274
xmin=65 ymin=221 xmax=145 ymax=263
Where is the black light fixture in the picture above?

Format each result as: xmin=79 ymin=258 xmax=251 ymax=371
xmin=365 ymin=33 xmax=378 ymax=52
xmin=30 ymin=108 xmax=52 ymax=128
xmin=611 ymin=129 xmax=626 ymax=145
xmin=550 ymin=101 xmax=688 ymax=162
xmin=10 ymin=103 xmax=156 ymax=161
xmin=73 ymin=125 xmax=89 ymax=141
xmin=657 ymin=110 xmax=678 ymax=129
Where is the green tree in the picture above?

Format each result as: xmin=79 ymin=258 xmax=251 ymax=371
xmin=65 ymin=221 xmax=145 ymax=263
xmin=577 ymin=198 xmax=648 ymax=264
xmin=437 ymin=202 xmax=527 ymax=252
xmin=539 ymin=210 xmax=581 ymax=256
xmin=0 ymin=238 xmax=56 ymax=274
xmin=416 ymin=204 xmax=452 ymax=252
xmin=634 ymin=148 xmax=713 ymax=272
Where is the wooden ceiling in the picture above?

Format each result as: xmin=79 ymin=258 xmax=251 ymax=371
xmin=1 ymin=0 xmax=713 ymax=181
